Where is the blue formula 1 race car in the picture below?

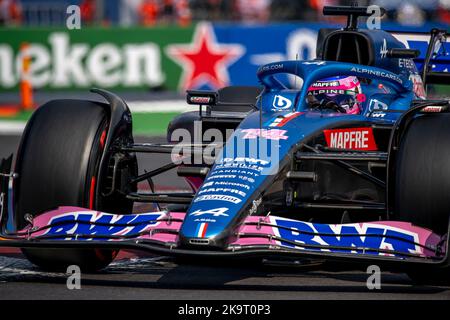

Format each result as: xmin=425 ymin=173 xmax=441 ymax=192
xmin=1 ymin=6 xmax=450 ymax=284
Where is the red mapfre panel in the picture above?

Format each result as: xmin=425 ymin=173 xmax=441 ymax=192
xmin=323 ymin=127 xmax=378 ymax=151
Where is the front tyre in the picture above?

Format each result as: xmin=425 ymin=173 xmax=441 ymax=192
xmin=394 ymin=114 xmax=450 ymax=284
xmin=15 ymin=100 xmax=124 ymax=272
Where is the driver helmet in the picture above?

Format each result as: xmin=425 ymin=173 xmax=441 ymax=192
xmin=306 ymin=76 xmax=364 ymax=114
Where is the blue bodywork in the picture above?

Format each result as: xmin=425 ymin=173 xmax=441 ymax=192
xmin=177 ymin=28 xmax=447 ymax=247
xmin=179 ymin=32 xmax=424 ymax=246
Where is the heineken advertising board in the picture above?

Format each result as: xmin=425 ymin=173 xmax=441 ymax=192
xmin=0 ymin=22 xmax=445 ymax=92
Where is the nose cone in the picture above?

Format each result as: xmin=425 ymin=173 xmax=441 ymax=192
xmin=179 ymin=156 xmax=275 ymax=248
xmin=178 ymin=109 xmax=363 ymax=248
xmin=178 ymin=113 xmax=287 ymax=248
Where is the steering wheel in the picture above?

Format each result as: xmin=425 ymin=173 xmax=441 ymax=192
xmin=306 ymin=95 xmax=348 ymax=113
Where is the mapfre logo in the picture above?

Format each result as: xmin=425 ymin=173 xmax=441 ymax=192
xmin=323 ymin=127 xmax=377 ymax=151
xmin=272 ymin=95 xmax=292 ymax=110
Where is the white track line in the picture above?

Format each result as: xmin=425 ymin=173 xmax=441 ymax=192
xmin=0 ymin=100 xmax=193 ymax=135
xmin=127 ymin=100 xmax=195 ymax=113
xmin=0 ymin=121 xmax=26 ymax=135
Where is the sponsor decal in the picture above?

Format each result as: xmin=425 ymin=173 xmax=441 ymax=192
xmin=0 ymin=32 xmax=165 ymax=90
xmin=238 ymin=176 xmax=255 ymax=183
xmin=258 ymin=63 xmax=284 ymax=73
xmin=198 ymin=188 xmax=246 ymax=197
xmin=398 ymin=58 xmax=415 ymax=69
xmin=216 ymin=157 xmax=271 ymax=173
xmin=267 ymin=112 xmax=303 ymax=127
xmin=194 ymin=194 xmax=242 ymax=204
xmin=202 ymin=181 xmax=214 ymax=187
xmin=422 ymin=106 xmax=443 ymax=113
xmin=272 ymin=95 xmax=292 ymax=110
xmin=309 ymin=81 xmax=340 ymax=88
xmin=303 ymin=61 xmax=325 ymax=65
xmin=219 ymin=157 xmax=270 ymax=166
xmin=208 ymin=181 xmax=251 ymax=190
xmin=323 ymin=127 xmax=378 ymax=151
xmin=308 ymin=89 xmax=345 ymax=95
xmin=189 ymin=96 xmax=212 ymax=104
xmin=190 ymin=207 xmax=229 ymax=217
xmin=207 ymin=174 xmax=237 ymax=180
xmin=371 ymin=111 xmax=386 ymax=118
xmin=350 ymin=67 xmax=402 ymax=84
xmin=241 ymin=128 xmax=288 ymax=140
xmin=195 ymin=222 xmax=209 ymax=238
xmin=44 ymin=211 xmax=162 ymax=239
xmin=273 ymin=218 xmax=420 ymax=256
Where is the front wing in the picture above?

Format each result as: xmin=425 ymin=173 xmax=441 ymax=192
xmin=0 ymin=206 xmax=448 ymax=270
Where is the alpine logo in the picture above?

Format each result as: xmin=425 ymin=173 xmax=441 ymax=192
xmin=323 ymin=127 xmax=378 ymax=151
xmin=380 ymin=39 xmax=388 ymax=59
xmin=190 ymin=207 xmax=229 ymax=217
xmin=272 ymin=95 xmax=292 ymax=110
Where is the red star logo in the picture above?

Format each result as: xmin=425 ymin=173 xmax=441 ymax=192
xmin=166 ymin=23 xmax=245 ymax=90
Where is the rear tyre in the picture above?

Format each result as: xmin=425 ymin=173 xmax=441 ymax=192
xmin=15 ymin=100 xmax=123 ymax=272
xmin=394 ymin=114 xmax=450 ymax=284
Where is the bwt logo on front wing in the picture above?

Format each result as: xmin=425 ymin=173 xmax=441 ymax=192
xmin=273 ymin=218 xmax=421 ymax=256
xmin=43 ymin=211 xmax=163 ymax=239
xmin=323 ymin=127 xmax=378 ymax=151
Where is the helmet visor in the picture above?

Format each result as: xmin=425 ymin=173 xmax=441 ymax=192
xmin=307 ymin=89 xmax=356 ymax=107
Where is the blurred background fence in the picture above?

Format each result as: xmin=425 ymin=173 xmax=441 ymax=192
xmin=1 ymin=0 xmax=450 ymax=27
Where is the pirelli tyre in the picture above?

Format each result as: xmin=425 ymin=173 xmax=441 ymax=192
xmin=394 ymin=113 xmax=450 ymax=284
xmin=14 ymin=100 xmax=126 ymax=272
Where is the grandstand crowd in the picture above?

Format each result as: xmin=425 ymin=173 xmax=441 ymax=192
xmin=1 ymin=0 xmax=449 ymax=26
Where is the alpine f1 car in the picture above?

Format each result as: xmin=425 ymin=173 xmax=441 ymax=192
xmin=1 ymin=6 xmax=450 ymax=284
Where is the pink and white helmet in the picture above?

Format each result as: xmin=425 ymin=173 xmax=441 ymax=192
xmin=306 ymin=76 xmax=364 ymax=114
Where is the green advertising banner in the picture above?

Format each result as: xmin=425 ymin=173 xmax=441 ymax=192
xmin=0 ymin=23 xmax=328 ymax=93
xmin=2 ymin=22 xmax=442 ymax=93
xmin=0 ymin=26 xmax=195 ymax=92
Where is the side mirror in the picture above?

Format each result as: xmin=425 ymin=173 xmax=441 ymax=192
xmin=186 ymin=90 xmax=218 ymax=106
